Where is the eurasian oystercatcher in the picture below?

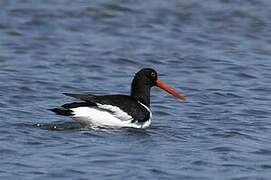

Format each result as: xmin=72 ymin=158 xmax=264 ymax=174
xmin=50 ymin=68 xmax=186 ymax=128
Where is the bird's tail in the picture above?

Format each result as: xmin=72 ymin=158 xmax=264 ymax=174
xmin=49 ymin=108 xmax=73 ymax=116
xmin=49 ymin=102 xmax=94 ymax=116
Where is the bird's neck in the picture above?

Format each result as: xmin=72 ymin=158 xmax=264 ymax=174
xmin=130 ymin=79 xmax=151 ymax=107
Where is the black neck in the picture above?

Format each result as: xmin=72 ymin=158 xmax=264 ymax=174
xmin=130 ymin=78 xmax=151 ymax=107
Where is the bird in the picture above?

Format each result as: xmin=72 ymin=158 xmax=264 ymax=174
xmin=50 ymin=68 xmax=186 ymax=129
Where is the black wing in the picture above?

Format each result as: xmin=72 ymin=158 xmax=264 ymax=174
xmin=63 ymin=93 xmax=150 ymax=122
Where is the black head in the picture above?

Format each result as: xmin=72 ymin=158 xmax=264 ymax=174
xmin=134 ymin=68 xmax=158 ymax=87
xmin=132 ymin=68 xmax=186 ymax=103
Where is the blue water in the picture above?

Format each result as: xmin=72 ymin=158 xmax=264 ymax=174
xmin=1 ymin=0 xmax=271 ymax=179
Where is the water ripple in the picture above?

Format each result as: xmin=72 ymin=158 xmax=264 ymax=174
xmin=1 ymin=0 xmax=271 ymax=179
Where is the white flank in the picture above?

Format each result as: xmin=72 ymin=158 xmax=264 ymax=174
xmin=70 ymin=103 xmax=152 ymax=129
xmin=96 ymin=103 xmax=133 ymax=122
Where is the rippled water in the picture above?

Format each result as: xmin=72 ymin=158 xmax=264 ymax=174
xmin=1 ymin=0 xmax=271 ymax=179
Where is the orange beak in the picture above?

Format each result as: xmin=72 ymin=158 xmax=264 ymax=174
xmin=156 ymin=79 xmax=186 ymax=101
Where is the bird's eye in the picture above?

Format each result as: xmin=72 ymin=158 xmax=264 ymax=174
xmin=151 ymin=72 xmax=156 ymax=77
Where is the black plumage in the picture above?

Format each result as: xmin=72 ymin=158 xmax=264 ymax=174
xmin=61 ymin=93 xmax=150 ymax=122
xmin=50 ymin=68 xmax=185 ymax=127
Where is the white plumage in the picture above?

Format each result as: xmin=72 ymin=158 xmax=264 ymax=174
xmin=70 ymin=103 xmax=151 ymax=129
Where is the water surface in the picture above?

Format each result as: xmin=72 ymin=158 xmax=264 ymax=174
xmin=1 ymin=0 xmax=271 ymax=179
